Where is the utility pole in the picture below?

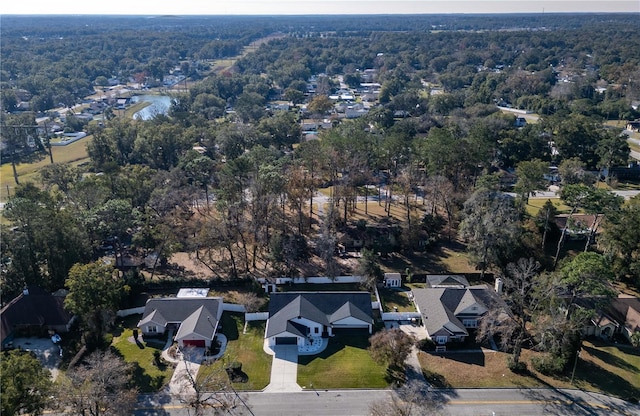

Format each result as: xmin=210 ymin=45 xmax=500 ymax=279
xmin=570 ymin=347 xmax=581 ymax=384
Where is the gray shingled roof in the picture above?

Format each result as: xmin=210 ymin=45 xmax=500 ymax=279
xmin=412 ymin=287 xmax=503 ymax=338
xmin=426 ymin=275 xmax=470 ymax=288
xmin=175 ymin=305 xmax=219 ymax=341
xmin=138 ymin=297 xmax=222 ymax=340
xmin=266 ymin=292 xmax=373 ymax=338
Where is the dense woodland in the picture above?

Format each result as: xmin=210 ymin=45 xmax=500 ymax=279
xmin=2 ymin=14 xmax=640 ymax=409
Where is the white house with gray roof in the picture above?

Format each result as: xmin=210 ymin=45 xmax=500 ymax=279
xmin=138 ymin=297 xmax=223 ymax=348
xmin=412 ymin=286 xmax=506 ymax=345
xmin=265 ymin=292 xmax=373 ymax=348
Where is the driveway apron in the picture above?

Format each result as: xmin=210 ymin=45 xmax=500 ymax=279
xmin=264 ymin=345 xmax=301 ymax=392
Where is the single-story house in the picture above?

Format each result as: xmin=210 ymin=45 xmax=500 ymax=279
xmin=554 ymin=214 xmax=602 ymax=239
xmin=426 ymin=275 xmax=470 ymax=288
xmin=1 ymin=286 xmax=74 ymax=350
xmin=626 ymin=120 xmax=640 ymax=133
xmin=412 ymin=286 xmax=507 ymax=345
xmin=265 ymin=292 xmax=373 ymax=348
xmin=138 ymin=297 xmax=223 ymax=348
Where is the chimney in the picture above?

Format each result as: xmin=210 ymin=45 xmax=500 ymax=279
xmin=494 ymin=278 xmax=503 ymax=294
xmin=23 ymin=287 xmax=29 ymax=296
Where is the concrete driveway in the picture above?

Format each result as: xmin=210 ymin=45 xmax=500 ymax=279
xmin=12 ymin=337 xmax=62 ymax=380
xmin=264 ymin=345 xmax=301 ymax=392
xmin=168 ymin=348 xmax=204 ymax=396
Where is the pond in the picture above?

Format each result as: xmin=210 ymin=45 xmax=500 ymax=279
xmin=131 ymin=95 xmax=171 ymax=120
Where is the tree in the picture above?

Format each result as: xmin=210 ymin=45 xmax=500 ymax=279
xmin=599 ymin=195 xmax=640 ymax=284
xmin=55 ymin=350 xmax=136 ymax=416
xmin=64 ymin=262 xmax=123 ymax=346
xmin=358 ymin=248 xmax=383 ymax=291
xmin=477 ymin=258 xmax=542 ymax=367
xmin=176 ymin=350 xmax=241 ymax=416
xmin=1 ymin=350 xmax=52 ymax=416
xmin=459 ymin=189 xmax=522 ymax=279
xmin=558 ymin=157 xmax=595 ymax=186
xmin=553 ymin=184 xmax=591 ymax=267
xmin=514 ymin=159 xmax=549 ymax=204
xmin=557 ymin=252 xmax=615 ymax=313
xmin=580 ymin=188 xmax=623 ymax=252
xmin=595 ymin=127 xmax=629 ymax=184
xmin=307 ymin=95 xmax=333 ymax=117
xmin=235 ymin=292 xmax=265 ymax=313
xmin=368 ymin=329 xmax=414 ymax=371
xmin=369 ymin=380 xmax=446 ymax=416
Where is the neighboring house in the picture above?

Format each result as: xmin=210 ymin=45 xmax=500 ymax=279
xmin=1 ymin=286 xmax=74 ymax=350
xmin=583 ymin=312 xmax=619 ymax=340
xmin=138 ymin=297 xmax=223 ymax=348
xmin=611 ymin=295 xmax=640 ymax=342
xmin=265 ymin=292 xmax=373 ymax=348
xmin=626 ymin=120 xmax=640 ymax=132
xmin=412 ymin=286 xmax=507 ymax=345
xmin=426 ymin=275 xmax=470 ymax=288
xmin=554 ymin=214 xmax=601 ymax=239
xmin=581 ymin=295 xmax=640 ymax=342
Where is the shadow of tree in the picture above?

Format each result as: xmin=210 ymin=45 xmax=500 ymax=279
xmin=219 ymin=313 xmax=240 ymax=341
xmin=582 ymin=345 xmax=639 ymax=374
xmin=134 ymin=391 xmax=173 ymax=416
xmin=434 ymin=351 xmax=486 ymax=366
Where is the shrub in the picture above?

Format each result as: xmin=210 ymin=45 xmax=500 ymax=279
xmin=506 ymin=357 xmax=528 ymax=374
xmin=531 ymin=353 xmax=566 ymax=375
xmin=417 ymin=338 xmax=436 ymax=352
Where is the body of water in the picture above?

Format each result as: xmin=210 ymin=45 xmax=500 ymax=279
xmin=131 ymin=95 xmax=171 ymax=120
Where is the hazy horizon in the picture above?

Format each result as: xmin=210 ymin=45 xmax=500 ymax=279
xmin=1 ymin=1 xmax=638 ymax=16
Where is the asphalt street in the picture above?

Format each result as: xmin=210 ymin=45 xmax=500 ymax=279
xmin=133 ymin=388 xmax=640 ymax=416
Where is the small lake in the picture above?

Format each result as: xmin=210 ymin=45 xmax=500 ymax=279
xmin=131 ymin=95 xmax=172 ymax=120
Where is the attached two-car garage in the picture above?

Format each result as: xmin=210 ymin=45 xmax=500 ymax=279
xmin=275 ymin=337 xmax=298 ymax=345
xmin=182 ymin=339 xmax=206 ymax=348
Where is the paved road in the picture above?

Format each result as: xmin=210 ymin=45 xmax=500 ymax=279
xmin=133 ymin=388 xmax=639 ymax=416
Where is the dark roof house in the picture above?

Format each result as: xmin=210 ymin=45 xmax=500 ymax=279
xmin=1 ymin=286 xmax=73 ymax=349
xmin=426 ymin=275 xmax=470 ymax=288
xmin=138 ymin=297 xmax=223 ymax=348
xmin=412 ymin=286 xmax=507 ymax=345
xmin=265 ymin=292 xmax=373 ymax=348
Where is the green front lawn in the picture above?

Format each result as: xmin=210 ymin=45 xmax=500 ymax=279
xmin=297 ymin=332 xmax=389 ymax=389
xmin=198 ymin=313 xmax=271 ymax=391
xmin=574 ymin=339 xmax=640 ymax=399
xmin=110 ymin=315 xmax=174 ymax=392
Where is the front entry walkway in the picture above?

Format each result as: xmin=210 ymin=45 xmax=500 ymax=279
xmin=263 ymin=345 xmax=301 ymax=392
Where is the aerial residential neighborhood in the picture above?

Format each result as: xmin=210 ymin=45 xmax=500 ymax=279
xmin=1 ymin=9 xmax=640 ymax=416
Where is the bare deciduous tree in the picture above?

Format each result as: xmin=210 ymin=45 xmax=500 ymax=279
xmin=368 ymin=329 xmax=414 ymax=370
xmin=55 ymin=350 xmax=137 ymax=416
xmin=369 ymin=380 xmax=448 ymax=416
xmin=177 ymin=349 xmax=249 ymax=416
xmin=477 ymin=258 xmax=543 ymax=366
xmin=235 ymin=292 xmax=265 ymax=313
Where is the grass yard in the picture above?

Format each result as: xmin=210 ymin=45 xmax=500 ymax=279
xmin=198 ymin=313 xmax=271 ymax=391
xmin=525 ymin=197 xmax=573 ymax=216
xmin=573 ymin=340 xmax=640 ymax=400
xmin=110 ymin=315 xmax=174 ymax=392
xmin=378 ymin=287 xmax=415 ymax=312
xmin=1 ymin=136 xmax=91 ymax=201
xmin=379 ymin=240 xmax=476 ymax=275
xmin=419 ymin=341 xmax=640 ymax=400
xmin=297 ymin=332 xmax=389 ymax=389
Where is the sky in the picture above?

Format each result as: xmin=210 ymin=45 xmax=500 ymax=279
xmin=0 ymin=1 xmax=638 ymax=15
